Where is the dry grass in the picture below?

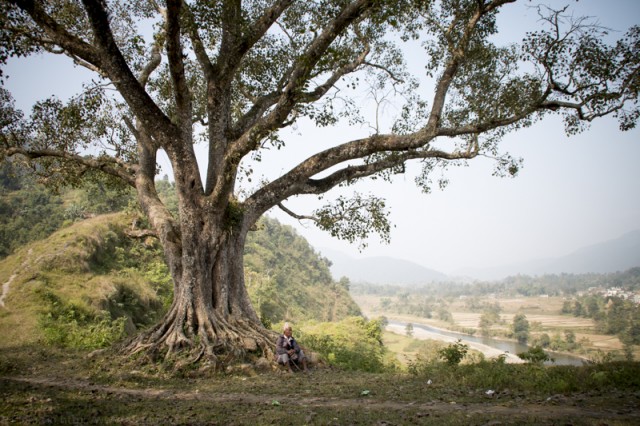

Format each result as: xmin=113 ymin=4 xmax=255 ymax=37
xmin=353 ymin=293 xmax=633 ymax=356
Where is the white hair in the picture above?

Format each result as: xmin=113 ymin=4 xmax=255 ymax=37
xmin=283 ymin=322 xmax=292 ymax=331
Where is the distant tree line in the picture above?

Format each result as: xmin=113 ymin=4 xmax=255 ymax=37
xmin=351 ymin=268 xmax=640 ymax=299
xmin=0 ymin=162 xmax=133 ymax=259
xmin=563 ymin=295 xmax=640 ymax=359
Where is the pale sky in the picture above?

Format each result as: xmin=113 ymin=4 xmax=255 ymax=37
xmin=3 ymin=1 xmax=639 ymax=275
xmin=265 ymin=0 xmax=640 ymax=274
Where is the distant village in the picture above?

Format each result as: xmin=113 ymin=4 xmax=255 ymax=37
xmin=579 ymin=287 xmax=640 ymax=305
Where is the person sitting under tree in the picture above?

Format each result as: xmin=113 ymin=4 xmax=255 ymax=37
xmin=275 ymin=323 xmax=308 ymax=373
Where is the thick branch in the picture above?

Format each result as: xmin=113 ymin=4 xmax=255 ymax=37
xmin=218 ymin=0 xmax=375 ymax=205
xmin=165 ymin=0 xmax=193 ymax=135
xmin=9 ymin=0 xmax=101 ymax=63
xmin=3 ymin=147 xmax=137 ymax=186
xmin=77 ymin=0 xmax=178 ymax=145
xmin=243 ymin=132 xmax=421 ymax=220
xmin=426 ymin=1 xmax=499 ymax=132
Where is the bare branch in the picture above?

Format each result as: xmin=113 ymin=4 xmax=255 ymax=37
xmin=277 ymin=203 xmax=319 ymax=223
xmin=362 ymin=61 xmax=405 ymax=84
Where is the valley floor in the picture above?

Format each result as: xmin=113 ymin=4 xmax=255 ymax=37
xmin=385 ymin=321 xmax=526 ymax=363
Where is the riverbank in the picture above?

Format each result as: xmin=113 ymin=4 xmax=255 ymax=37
xmin=385 ymin=321 xmax=525 ymax=363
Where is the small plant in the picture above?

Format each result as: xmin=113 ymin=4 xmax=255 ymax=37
xmin=517 ymin=346 xmax=553 ymax=365
xmin=438 ymin=339 xmax=469 ymax=366
xmin=586 ymin=349 xmax=614 ymax=365
xmin=37 ymin=290 xmax=127 ymax=349
xmin=405 ymin=322 xmax=413 ymax=337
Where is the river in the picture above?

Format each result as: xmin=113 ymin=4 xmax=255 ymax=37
xmin=387 ymin=320 xmax=586 ymax=366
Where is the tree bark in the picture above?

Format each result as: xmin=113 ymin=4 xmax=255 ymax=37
xmin=125 ymin=200 xmax=276 ymax=367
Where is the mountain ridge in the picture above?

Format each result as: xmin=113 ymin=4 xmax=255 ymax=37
xmin=457 ymin=229 xmax=640 ymax=280
xmin=320 ymin=229 xmax=640 ymax=284
xmin=319 ymin=247 xmax=448 ymax=285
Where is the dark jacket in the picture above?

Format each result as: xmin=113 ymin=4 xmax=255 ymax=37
xmin=276 ymin=334 xmax=301 ymax=356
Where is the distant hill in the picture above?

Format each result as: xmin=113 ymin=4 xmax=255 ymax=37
xmin=245 ymin=217 xmax=361 ymax=324
xmin=455 ymin=230 xmax=640 ymax=281
xmin=317 ymin=230 xmax=640 ymax=284
xmin=319 ymin=247 xmax=448 ymax=285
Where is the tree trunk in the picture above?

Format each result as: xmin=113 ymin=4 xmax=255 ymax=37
xmin=124 ymin=216 xmax=277 ymax=368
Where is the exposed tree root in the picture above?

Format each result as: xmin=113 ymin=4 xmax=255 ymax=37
xmin=121 ymin=311 xmax=279 ymax=373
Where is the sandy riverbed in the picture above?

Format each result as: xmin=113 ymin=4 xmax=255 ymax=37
xmin=385 ymin=323 xmax=525 ymax=364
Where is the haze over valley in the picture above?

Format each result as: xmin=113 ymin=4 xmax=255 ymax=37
xmin=322 ymin=229 xmax=640 ymax=283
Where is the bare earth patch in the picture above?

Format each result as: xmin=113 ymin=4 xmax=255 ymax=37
xmin=2 ymin=373 xmax=639 ymax=425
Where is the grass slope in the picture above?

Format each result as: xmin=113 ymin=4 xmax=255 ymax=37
xmin=0 ymin=212 xmax=361 ymax=350
xmin=0 ymin=213 xmax=167 ymax=348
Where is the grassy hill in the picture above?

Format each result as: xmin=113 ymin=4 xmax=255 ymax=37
xmin=245 ymin=216 xmax=361 ymax=325
xmin=0 ymin=211 xmax=360 ymax=349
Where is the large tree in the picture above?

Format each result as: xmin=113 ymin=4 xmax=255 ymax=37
xmin=0 ymin=0 xmax=638 ymax=365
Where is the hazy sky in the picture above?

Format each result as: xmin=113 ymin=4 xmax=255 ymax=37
xmin=3 ymin=1 xmax=639 ymax=275
xmin=266 ymin=0 xmax=640 ymax=274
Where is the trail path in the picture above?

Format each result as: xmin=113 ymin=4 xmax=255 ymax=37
xmin=2 ymin=375 xmax=638 ymax=423
xmin=0 ymin=249 xmax=32 ymax=308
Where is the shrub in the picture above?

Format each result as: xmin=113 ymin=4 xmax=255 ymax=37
xmin=295 ymin=317 xmax=395 ymax=372
xmin=37 ymin=290 xmax=127 ymax=349
xmin=437 ymin=339 xmax=469 ymax=366
xmin=518 ymin=346 xmax=554 ymax=365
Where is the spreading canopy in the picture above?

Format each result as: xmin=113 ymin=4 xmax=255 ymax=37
xmin=1 ymin=0 xmax=638 ymax=242
xmin=0 ymin=0 xmax=638 ymax=362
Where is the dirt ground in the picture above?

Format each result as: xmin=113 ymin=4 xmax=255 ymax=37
xmin=2 ymin=368 xmax=640 ymax=425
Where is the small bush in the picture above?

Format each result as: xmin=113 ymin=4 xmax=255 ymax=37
xmin=295 ymin=317 xmax=396 ymax=372
xmin=518 ymin=346 xmax=554 ymax=364
xmin=37 ymin=290 xmax=127 ymax=349
xmin=438 ymin=339 xmax=469 ymax=366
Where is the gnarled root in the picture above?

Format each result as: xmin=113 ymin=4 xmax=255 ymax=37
xmin=121 ymin=309 xmax=278 ymax=373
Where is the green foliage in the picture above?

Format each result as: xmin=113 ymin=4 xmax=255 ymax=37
xmin=512 ymin=313 xmax=530 ymax=344
xmin=478 ymin=308 xmax=501 ymax=336
xmin=437 ymin=306 xmax=454 ymax=323
xmin=244 ymin=217 xmax=361 ymax=324
xmin=224 ymin=198 xmax=244 ymax=230
xmin=566 ymin=292 xmax=640 ymax=351
xmin=315 ymin=194 xmax=391 ymax=250
xmin=296 ymin=317 xmax=395 ymax=372
xmin=406 ymin=338 xmax=479 ymax=376
xmin=0 ymin=212 xmax=171 ymax=348
xmin=1 ymin=175 xmax=365 ymax=349
xmin=437 ymin=339 xmax=469 ymax=366
xmin=517 ymin=346 xmax=553 ymax=365
xmin=0 ymin=172 xmax=66 ymax=259
xmin=405 ymin=322 xmax=413 ymax=337
xmin=353 ymin=268 xmax=640 ymax=299
xmin=407 ymin=355 xmax=640 ymax=396
xmin=154 ymin=177 xmax=179 ymax=217
xmin=0 ymin=164 xmax=137 ymax=260
xmin=37 ymin=290 xmax=126 ymax=349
